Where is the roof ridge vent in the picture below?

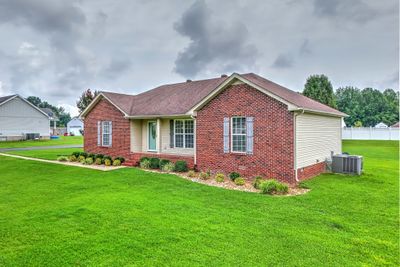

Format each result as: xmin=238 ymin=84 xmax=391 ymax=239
xmin=221 ymin=74 xmax=228 ymax=77
xmin=186 ymin=79 xmax=192 ymax=82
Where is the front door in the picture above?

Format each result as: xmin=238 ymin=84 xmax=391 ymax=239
xmin=148 ymin=121 xmax=157 ymax=151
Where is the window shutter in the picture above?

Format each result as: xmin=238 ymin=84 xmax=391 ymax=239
xmin=223 ymin=117 xmax=229 ymax=153
xmin=246 ymin=117 xmax=254 ymax=154
xmin=109 ymin=121 xmax=113 ymax=146
xmin=170 ymin=120 xmax=174 ymax=148
xmin=97 ymin=121 xmax=101 ymax=146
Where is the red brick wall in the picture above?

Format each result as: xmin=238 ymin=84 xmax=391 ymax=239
xmin=196 ymin=83 xmax=295 ymax=184
xmin=84 ymin=98 xmax=131 ymax=158
xmin=297 ymin=162 xmax=326 ymax=181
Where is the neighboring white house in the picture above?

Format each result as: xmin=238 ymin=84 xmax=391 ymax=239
xmin=375 ymin=122 xmax=388 ymax=128
xmin=67 ymin=117 xmax=84 ymax=136
xmin=0 ymin=94 xmax=50 ymax=141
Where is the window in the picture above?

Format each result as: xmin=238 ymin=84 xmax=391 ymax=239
xmin=231 ymin=117 xmax=246 ymax=152
xmin=174 ymin=119 xmax=194 ymax=148
xmin=102 ymin=121 xmax=112 ymax=146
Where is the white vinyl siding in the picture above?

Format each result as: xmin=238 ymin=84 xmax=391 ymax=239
xmin=130 ymin=120 xmax=142 ymax=152
xmin=0 ymin=97 xmax=50 ymax=138
xmin=296 ymin=113 xmax=342 ymax=168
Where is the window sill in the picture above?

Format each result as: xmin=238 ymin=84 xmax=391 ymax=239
xmin=230 ymin=151 xmax=247 ymax=155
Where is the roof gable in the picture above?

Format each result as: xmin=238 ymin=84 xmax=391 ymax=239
xmin=0 ymin=94 xmax=50 ymax=118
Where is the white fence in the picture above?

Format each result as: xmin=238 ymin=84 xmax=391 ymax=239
xmin=342 ymin=127 xmax=400 ymax=140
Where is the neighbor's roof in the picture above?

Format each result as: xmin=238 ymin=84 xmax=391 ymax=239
xmin=82 ymin=73 xmax=346 ymax=118
xmin=40 ymin=107 xmax=59 ymax=120
xmin=0 ymin=94 xmax=17 ymax=105
xmin=391 ymin=122 xmax=399 ymax=128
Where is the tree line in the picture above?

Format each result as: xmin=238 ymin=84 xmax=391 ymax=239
xmin=26 ymin=96 xmax=71 ymax=127
xmin=303 ymin=75 xmax=399 ymax=127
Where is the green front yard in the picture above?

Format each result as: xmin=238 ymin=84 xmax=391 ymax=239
xmin=0 ymin=141 xmax=398 ymax=266
xmin=0 ymin=136 xmax=83 ymax=148
xmin=5 ymin=148 xmax=83 ymax=160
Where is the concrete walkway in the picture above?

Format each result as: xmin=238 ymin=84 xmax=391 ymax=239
xmin=0 ymin=144 xmax=83 ymax=152
xmin=0 ymin=152 xmax=125 ymax=172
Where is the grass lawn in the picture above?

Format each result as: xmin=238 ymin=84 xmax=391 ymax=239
xmin=0 ymin=141 xmax=398 ymax=266
xmin=4 ymin=148 xmax=83 ymax=160
xmin=0 ymin=136 xmax=83 ymax=148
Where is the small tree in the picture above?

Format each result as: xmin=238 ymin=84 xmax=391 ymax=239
xmin=77 ymin=89 xmax=99 ymax=113
xmin=303 ymin=74 xmax=336 ymax=108
xmin=354 ymin=121 xmax=362 ymax=127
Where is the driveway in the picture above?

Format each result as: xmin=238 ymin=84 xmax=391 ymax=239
xmin=0 ymin=144 xmax=83 ymax=152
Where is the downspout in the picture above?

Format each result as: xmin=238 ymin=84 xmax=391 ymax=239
xmin=294 ymin=108 xmax=304 ymax=182
xmin=191 ymin=114 xmax=197 ymax=166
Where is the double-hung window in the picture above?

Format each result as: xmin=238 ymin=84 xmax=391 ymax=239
xmin=102 ymin=121 xmax=112 ymax=146
xmin=174 ymin=119 xmax=194 ymax=148
xmin=231 ymin=117 xmax=246 ymax=152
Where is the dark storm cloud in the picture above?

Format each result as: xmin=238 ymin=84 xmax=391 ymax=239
xmin=271 ymin=54 xmax=294 ymax=68
xmin=173 ymin=0 xmax=259 ymax=78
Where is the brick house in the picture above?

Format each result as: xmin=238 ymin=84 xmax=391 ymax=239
xmin=80 ymin=73 xmax=346 ymax=184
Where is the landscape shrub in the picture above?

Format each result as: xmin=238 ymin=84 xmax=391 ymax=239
xmin=259 ymin=179 xmax=288 ymax=194
xmin=140 ymin=159 xmax=150 ymax=169
xmin=229 ymin=172 xmax=240 ymax=181
xmin=88 ymin=153 xmax=95 ymax=159
xmin=102 ymin=156 xmax=112 ymax=164
xmin=85 ymin=157 xmax=94 ymax=165
xmin=159 ymin=159 xmax=171 ymax=169
xmin=68 ymin=155 xmax=77 ymax=162
xmin=104 ymin=159 xmax=112 ymax=166
xmin=215 ymin=173 xmax=225 ymax=183
xmin=78 ymin=155 xmax=86 ymax=162
xmin=95 ymin=158 xmax=102 ymax=165
xmin=253 ymin=176 xmax=264 ymax=189
xmin=234 ymin=177 xmax=245 ymax=186
xmin=139 ymin=157 xmax=150 ymax=163
xmin=80 ymin=159 xmax=86 ymax=164
xmin=114 ymin=157 xmax=125 ymax=163
xmin=57 ymin=156 xmax=68 ymax=162
xmin=175 ymin=160 xmax=188 ymax=172
xmin=112 ymin=159 xmax=121 ymax=166
xmin=149 ymin=158 xmax=160 ymax=169
xmin=94 ymin=154 xmax=104 ymax=160
xmin=199 ymin=172 xmax=210 ymax=180
xmin=187 ymin=170 xmax=196 ymax=177
xmin=162 ymin=162 xmax=175 ymax=172
xmin=79 ymin=152 xmax=88 ymax=158
xmin=72 ymin=151 xmax=81 ymax=158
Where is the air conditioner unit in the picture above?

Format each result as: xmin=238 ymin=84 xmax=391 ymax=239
xmin=25 ymin=133 xmax=40 ymax=140
xmin=332 ymin=154 xmax=363 ymax=175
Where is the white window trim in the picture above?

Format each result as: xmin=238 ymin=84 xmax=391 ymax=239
xmin=147 ymin=120 xmax=157 ymax=152
xmin=101 ymin=121 xmax=112 ymax=147
xmin=231 ymin=116 xmax=247 ymax=153
xmin=174 ymin=119 xmax=194 ymax=149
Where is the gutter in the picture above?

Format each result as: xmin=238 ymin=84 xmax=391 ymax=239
xmin=293 ymin=108 xmax=305 ymax=182
xmin=191 ymin=114 xmax=197 ymax=166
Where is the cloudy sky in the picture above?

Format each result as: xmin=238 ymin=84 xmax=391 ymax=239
xmin=0 ymin=0 xmax=398 ymax=116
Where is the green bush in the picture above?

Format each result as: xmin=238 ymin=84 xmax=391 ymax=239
xmin=215 ymin=173 xmax=225 ymax=183
xmin=95 ymin=158 xmax=102 ymax=165
xmin=72 ymin=151 xmax=81 ymax=158
xmin=139 ymin=157 xmax=150 ymax=163
xmin=229 ymin=172 xmax=240 ymax=181
xmin=114 ymin=157 xmax=125 ymax=163
xmin=102 ymin=156 xmax=112 ymax=164
xmin=199 ymin=172 xmax=210 ymax=180
xmin=159 ymin=159 xmax=171 ymax=169
xmin=175 ymin=160 xmax=188 ymax=172
xmin=162 ymin=162 xmax=175 ymax=172
xmin=253 ymin=176 xmax=264 ymax=189
xmin=94 ymin=154 xmax=104 ymax=160
xmin=112 ymin=159 xmax=121 ymax=166
xmin=140 ymin=159 xmax=150 ymax=169
xmin=88 ymin=153 xmax=95 ymax=159
xmin=259 ymin=179 xmax=288 ymax=195
xmin=149 ymin=158 xmax=160 ymax=169
xmin=68 ymin=155 xmax=77 ymax=162
xmin=57 ymin=156 xmax=68 ymax=162
xmin=78 ymin=155 xmax=86 ymax=162
xmin=234 ymin=177 xmax=245 ymax=186
xmin=187 ymin=170 xmax=196 ymax=177
xmin=85 ymin=157 xmax=94 ymax=165
xmin=104 ymin=159 xmax=112 ymax=166
xmin=80 ymin=159 xmax=86 ymax=164
xmin=80 ymin=152 xmax=88 ymax=158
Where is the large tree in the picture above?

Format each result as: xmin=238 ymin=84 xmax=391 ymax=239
xmin=335 ymin=86 xmax=362 ymax=127
xmin=26 ymin=96 xmax=71 ymax=127
xmin=77 ymin=89 xmax=99 ymax=113
xmin=303 ymin=74 xmax=337 ymax=108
